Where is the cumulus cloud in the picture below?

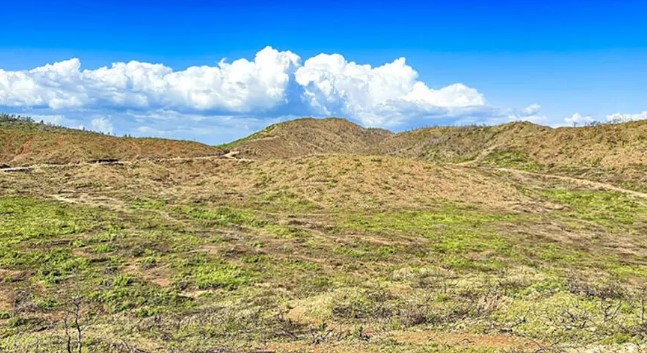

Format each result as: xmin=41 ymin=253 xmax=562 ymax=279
xmin=562 ymin=111 xmax=647 ymax=126
xmin=90 ymin=117 xmax=114 ymax=134
xmin=0 ymin=47 xmax=301 ymax=113
xmin=17 ymin=46 xmax=640 ymax=143
xmin=509 ymin=104 xmax=547 ymax=123
xmin=125 ymin=110 xmax=286 ymax=143
xmin=564 ymin=113 xmax=595 ymax=126
xmin=0 ymin=47 xmax=489 ymax=129
xmin=294 ymin=54 xmax=484 ymax=126
xmin=606 ymin=111 xmax=647 ymax=123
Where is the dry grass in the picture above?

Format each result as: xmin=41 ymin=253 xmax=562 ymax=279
xmin=0 ymin=119 xmax=221 ymax=166
xmin=225 ymin=117 xmax=392 ymax=158
xmin=229 ymin=118 xmax=647 ymax=192
xmin=1 ymin=155 xmax=530 ymax=211
xmin=1 ymin=116 xmax=646 ymax=352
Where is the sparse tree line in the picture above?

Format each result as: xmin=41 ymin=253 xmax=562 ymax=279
xmin=0 ymin=113 xmax=35 ymax=123
xmin=0 ymin=113 xmax=115 ymax=136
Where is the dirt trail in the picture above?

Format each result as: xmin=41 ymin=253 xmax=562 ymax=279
xmin=456 ymin=143 xmax=503 ymax=166
xmin=49 ymin=193 xmax=127 ymax=211
xmin=495 ymin=167 xmax=647 ymax=199
xmin=5 ymin=150 xmax=644 ymax=199
xmin=454 ymin=143 xmax=646 ymax=199
xmin=0 ymin=152 xmax=252 ymax=172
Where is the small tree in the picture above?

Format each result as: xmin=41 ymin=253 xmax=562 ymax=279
xmin=63 ymin=269 xmax=84 ymax=353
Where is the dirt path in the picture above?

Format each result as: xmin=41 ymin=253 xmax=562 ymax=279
xmin=494 ymin=167 xmax=647 ymax=199
xmin=6 ymin=150 xmax=644 ymax=200
xmin=453 ymin=143 xmax=645 ymax=199
xmin=456 ymin=143 xmax=502 ymax=166
xmin=49 ymin=193 xmax=127 ymax=211
xmin=1 ymin=151 xmax=252 ymax=173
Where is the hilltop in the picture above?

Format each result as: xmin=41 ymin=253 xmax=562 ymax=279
xmin=0 ymin=115 xmax=222 ymax=166
xmin=223 ymin=117 xmax=392 ymax=158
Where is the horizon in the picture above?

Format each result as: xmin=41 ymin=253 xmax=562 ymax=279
xmin=1 ymin=0 xmax=647 ymax=144
xmin=3 ymin=113 xmax=639 ymax=147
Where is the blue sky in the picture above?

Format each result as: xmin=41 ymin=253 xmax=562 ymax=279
xmin=1 ymin=0 xmax=646 ymax=144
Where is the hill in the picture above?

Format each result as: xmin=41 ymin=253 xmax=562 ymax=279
xmin=0 ymin=115 xmax=222 ymax=166
xmin=1 ymin=114 xmax=647 ymax=352
xmin=230 ymin=117 xmax=646 ymax=170
xmin=228 ymin=118 xmax=647 ymax=191
xmin=223 ymin=117 xmax=392 ymax=158
xmin=377 ymin=120 xmax=647 ymax=170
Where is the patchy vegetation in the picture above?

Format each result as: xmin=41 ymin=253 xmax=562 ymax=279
xmin=0 ymin=116 xmax=646 ymax=352
xmin=0 ymin=115 xmax=221 ymax=166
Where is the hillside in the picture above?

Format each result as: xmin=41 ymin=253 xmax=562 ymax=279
xmin=2 ymin=152 xmax=646 ymax=353
xmin=0 ymin=116 xmax=222 ymax=166
xmin=229 ymin=118 xmax=647 ymax=191
xmin=224 ymin=117 xmax=393 ymax=158
xmin=377 ymin=120 xmax=647 ymax=170
xmin=1 ymin=115 xmax=646 ymax=352
xmin=230 ymin=118 xmax=646 ymax=170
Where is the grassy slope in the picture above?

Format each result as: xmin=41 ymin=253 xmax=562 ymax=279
xmin=0 ymin=119 xmax=222 ymax=166
xmin=0 ymin=155 xmax=646 ymax=352
xmin=0 ymin=116 xmax=645 ymax=352
xmin=381 ymin=120 xmax=647 ymax=192
xmin=227 ymin=118 xmax=647 ymax=171
xmin=230 ymin=118 xmax=647 ymax=191
xmin=224 ymin=117 xmax=393 ymax=158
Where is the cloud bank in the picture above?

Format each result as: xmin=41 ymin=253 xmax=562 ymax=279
xmin=0 ymin=47 xmax=487 ymax=130
xmin=0 ymin=47 xmax=301 ymax=113
xmin=606 ymin=111 xmax=647 ymax=123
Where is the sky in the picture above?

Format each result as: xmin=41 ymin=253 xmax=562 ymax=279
xmin=1 ymin=0 xmax=646 ymax=144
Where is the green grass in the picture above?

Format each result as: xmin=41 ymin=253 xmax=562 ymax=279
xmin=542 ymin=189 xmax=646 ymax=228
xmin=217 ymin=123 xmax=277 ymax=149
xmin=176 ymin=254 xmax=256 ymax=290
xmin=1 ymin=188 xmax=646 ymax=352
xmin=176 ymin=205 xmax=267 ymax=227
xmin=482 ymin=149 xmax=543 ymax=171
xmin=0 ymin=198 xmax=98 ymax=240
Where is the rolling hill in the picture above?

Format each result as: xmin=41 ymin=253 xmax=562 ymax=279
xmin=229 ymin=117 xmax=646 ymax=170
xmin=377 ymin=120 xmax=647 ymax=170
xmin=1 ymin=114 xmax=646 ymax=353
xmin=0 ymin=116 xmax=222 ymax=166
xmin=223 ymin=117 xmax=392 ymax=158
xmin=228 ymin=117 xmax=647 ymax=191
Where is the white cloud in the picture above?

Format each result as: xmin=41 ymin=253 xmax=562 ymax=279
xmin=0 ymin=47 xmax=300 ymax=113
xmin=509 ymin=103 xmax=547 ymax=123
xmin=294 ymin=54 xmax=484 ymax=126
xmin=4 ymin=46 xmax=645 ymax=140
xmin=0 ymin=47 xmax=488 ymax=129
xmin=90 ymin=117 xmax=113 ymax=134
xmin=606 ymin=111 xmax=647 ymax=123
xmin=564 ymin=112 xmax=595 ymax=126
xmin=562 ymin=111 xmax=647 ymax=126
xmin=127 ymin=110 xmax=285 ymax=143
xmin=29 ymin=114 xmax=66 ymax=125
xmin=521 ymin=103 xmax=541 ymax=116
xmin=0 ymin=59 xmax=87 ymax=109
xmin=27 ymin=113 xmax=90 ymax=130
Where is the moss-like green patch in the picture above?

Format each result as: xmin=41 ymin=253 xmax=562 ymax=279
xmin=483 ymin=149 xmax=542 ymax=171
